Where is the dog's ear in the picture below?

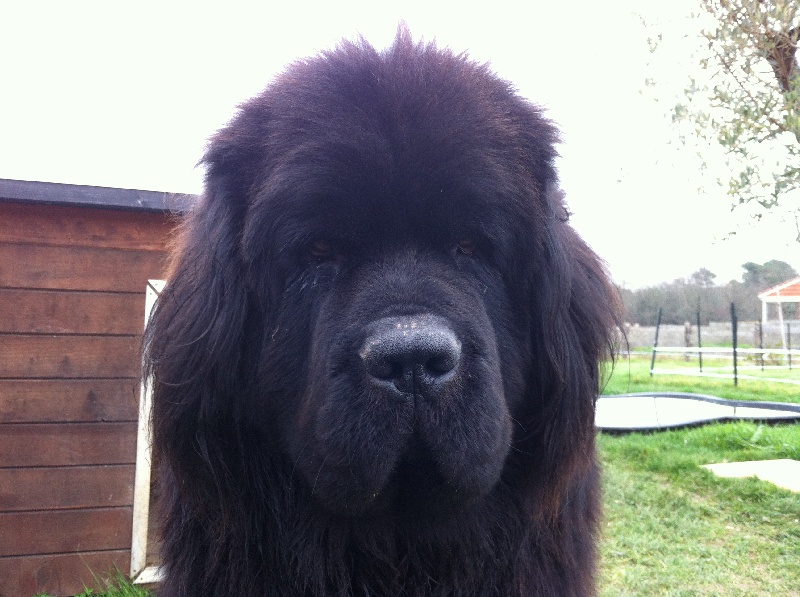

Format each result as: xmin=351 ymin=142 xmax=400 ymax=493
xmin=144 ymin=130 xmax=259 ymax=498
xmin=523 ymin=181 xmax=620 ymax=507
xmin=507 ymin=106 xmax=619 ymax=489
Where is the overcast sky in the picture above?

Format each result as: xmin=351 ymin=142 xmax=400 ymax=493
xmin=3 ymin=0 xmax=800 ymax=288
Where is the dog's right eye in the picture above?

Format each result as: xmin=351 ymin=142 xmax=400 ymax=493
xmin=308 ymin=240 xmax=335 ymax=261
xmin=455 ymin=239 xmax=476 ymax=256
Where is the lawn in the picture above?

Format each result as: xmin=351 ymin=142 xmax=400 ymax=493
xmin=605 ymin=353 xmax=800 ymax=403
xmin=34 ymin=568 xmax=152 ymax=597
xmin=599 ymin=354 xmax=800 ymax=596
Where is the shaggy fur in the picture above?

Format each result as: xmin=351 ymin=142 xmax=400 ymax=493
xmin=145 ymin=30 xmax=619 ymax=596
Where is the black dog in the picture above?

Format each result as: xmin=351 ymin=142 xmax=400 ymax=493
xmin=145 ymin=29 xmax=619 ymax=596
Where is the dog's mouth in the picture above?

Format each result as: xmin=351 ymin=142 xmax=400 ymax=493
xmin=390 ymin=456 xmax=453 ymax=515
xmin=367 ymin=441 xmax=481 ymax=520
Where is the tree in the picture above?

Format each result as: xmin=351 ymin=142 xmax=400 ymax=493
xmin=673 ymin=1 xmax=800 ymax=229
xmin=689 ymin=267 xmax=718 ymax=287
xmin=687 ymin=268 xmax=718 ymax=323
xmin=741 ymin=258 xmax=797 ymax=290
xmin=620 ymin=261 xmax=797 ymax=324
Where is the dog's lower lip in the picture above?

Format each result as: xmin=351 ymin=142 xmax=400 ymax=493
xmin=391 ymin=453 xmax=442 ymax=490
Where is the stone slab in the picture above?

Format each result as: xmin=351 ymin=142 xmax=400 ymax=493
xmin=703 ymin=459 xmax=800 ymax=493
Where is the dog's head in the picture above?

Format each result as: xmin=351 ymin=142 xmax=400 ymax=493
xmin=146 ymin=31 xmax=619 ymax=521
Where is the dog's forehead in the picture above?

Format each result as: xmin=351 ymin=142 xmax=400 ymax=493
xmin=251 ymin=134 xmax=540 ymax=258
xmin=262 ymin=169 xmax=490 ymax=247
xmin=267 ymin=75 xmax=521 ymax=213
xmin=235 ymin=38 xmax=560 ymax=256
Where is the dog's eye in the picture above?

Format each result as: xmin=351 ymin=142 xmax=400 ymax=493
xmin=308 ymin=241 xmax=335 ymax=260
xmin=456 ymin=239 xmax=476 ymax=256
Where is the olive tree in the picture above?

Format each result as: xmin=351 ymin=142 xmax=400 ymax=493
xmin=673 ymin=1 xmax=800 ymax=230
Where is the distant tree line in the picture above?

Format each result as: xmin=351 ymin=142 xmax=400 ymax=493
xmin=620 ymin=260 xmax=798 ymax=325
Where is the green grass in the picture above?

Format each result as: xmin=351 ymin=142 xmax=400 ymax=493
xmin=34 ymin=568 xmax=152 ymax=597
xmin=598 ymin=423 xmax=800 ymax=596
xmin=605 ymin=353 xmax=800 ymax=403
xmin=599 ymin=355 xmax=800 ymax=594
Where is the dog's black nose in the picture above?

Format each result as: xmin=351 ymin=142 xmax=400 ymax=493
xmin=360 ymin=315 xmax=461 ymax=397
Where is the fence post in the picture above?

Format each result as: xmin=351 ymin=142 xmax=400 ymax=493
xmin=730 ymin=303 xmax=738 ymax=387
xmin=650 ymin=307 xmax=663 ymax=377
xmin=759 ymin=321 xmax=764 ymax=372
xmin=788 ymin=323 xmax=793 ymax=370
xmin=696 ymin=310 xmax=703 ymax=373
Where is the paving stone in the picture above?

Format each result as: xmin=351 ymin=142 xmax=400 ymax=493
xmin=702 ymin=459 xmax=800 ymax=493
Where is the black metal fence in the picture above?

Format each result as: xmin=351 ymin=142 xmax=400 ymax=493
xmin=646 ymin=304 xmax=800 ymax=386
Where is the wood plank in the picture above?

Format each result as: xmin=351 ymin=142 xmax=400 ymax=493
xmin=0 ymin=242 xmax=169 ymax=292
xmin=146 ymin=482 xmax=162 ymax=569
xmin=1 ymin=335 xmax=141 ymax=378
xmin=0 ymin=379 xmax=139 ymax=423
xmin=0 ymin=288 xmax=146 ymax=335
xmin=0 ymin=507 xmax=132 ymax=556
xmin=0 ymin=465 xmax=135 ymax=511
xmin=0 ymin=423 xmax=137 ymax=466
xmin=0 ymin=200 xmax=178 ymax=251
xmin=0 ymin=549 xmax=131 ymax=597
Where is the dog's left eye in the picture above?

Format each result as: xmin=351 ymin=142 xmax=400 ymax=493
xmin=308 ymin=240 xmax=335 ymax=260
xmin=455 ymin=239 xmax=476 ymax=256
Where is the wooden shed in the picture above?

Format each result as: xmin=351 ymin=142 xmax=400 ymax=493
xmin=0 ymin=178 xmax=193 ymax=596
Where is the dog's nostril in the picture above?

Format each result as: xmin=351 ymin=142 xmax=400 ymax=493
xmin=360 ymin=316 xmax=462 ymax=391
xmin=368 ymin=349 xmax=458 ymax=381
xmin=368 ymin=359 xmax=404 ymax=381
xmin=424 ymin=352 xmax=458 ymax=375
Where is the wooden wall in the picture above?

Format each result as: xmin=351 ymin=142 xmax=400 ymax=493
xmin=0 ymin=199 xmax=176 ymax=596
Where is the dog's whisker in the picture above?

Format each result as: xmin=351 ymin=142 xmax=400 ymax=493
xmin=289 ymin=438 xmax=312 ymax=480
xmin=311 ymin=453 xmax=330 ymax=496
xmin=508 ymin=445 xmax=535 ymax=457
xmin=509 ymin=415 xmax=527 ymax=432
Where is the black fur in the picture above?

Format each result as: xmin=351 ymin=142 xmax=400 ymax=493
xmin=145 ymin=30 xmax=619 ymax=596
